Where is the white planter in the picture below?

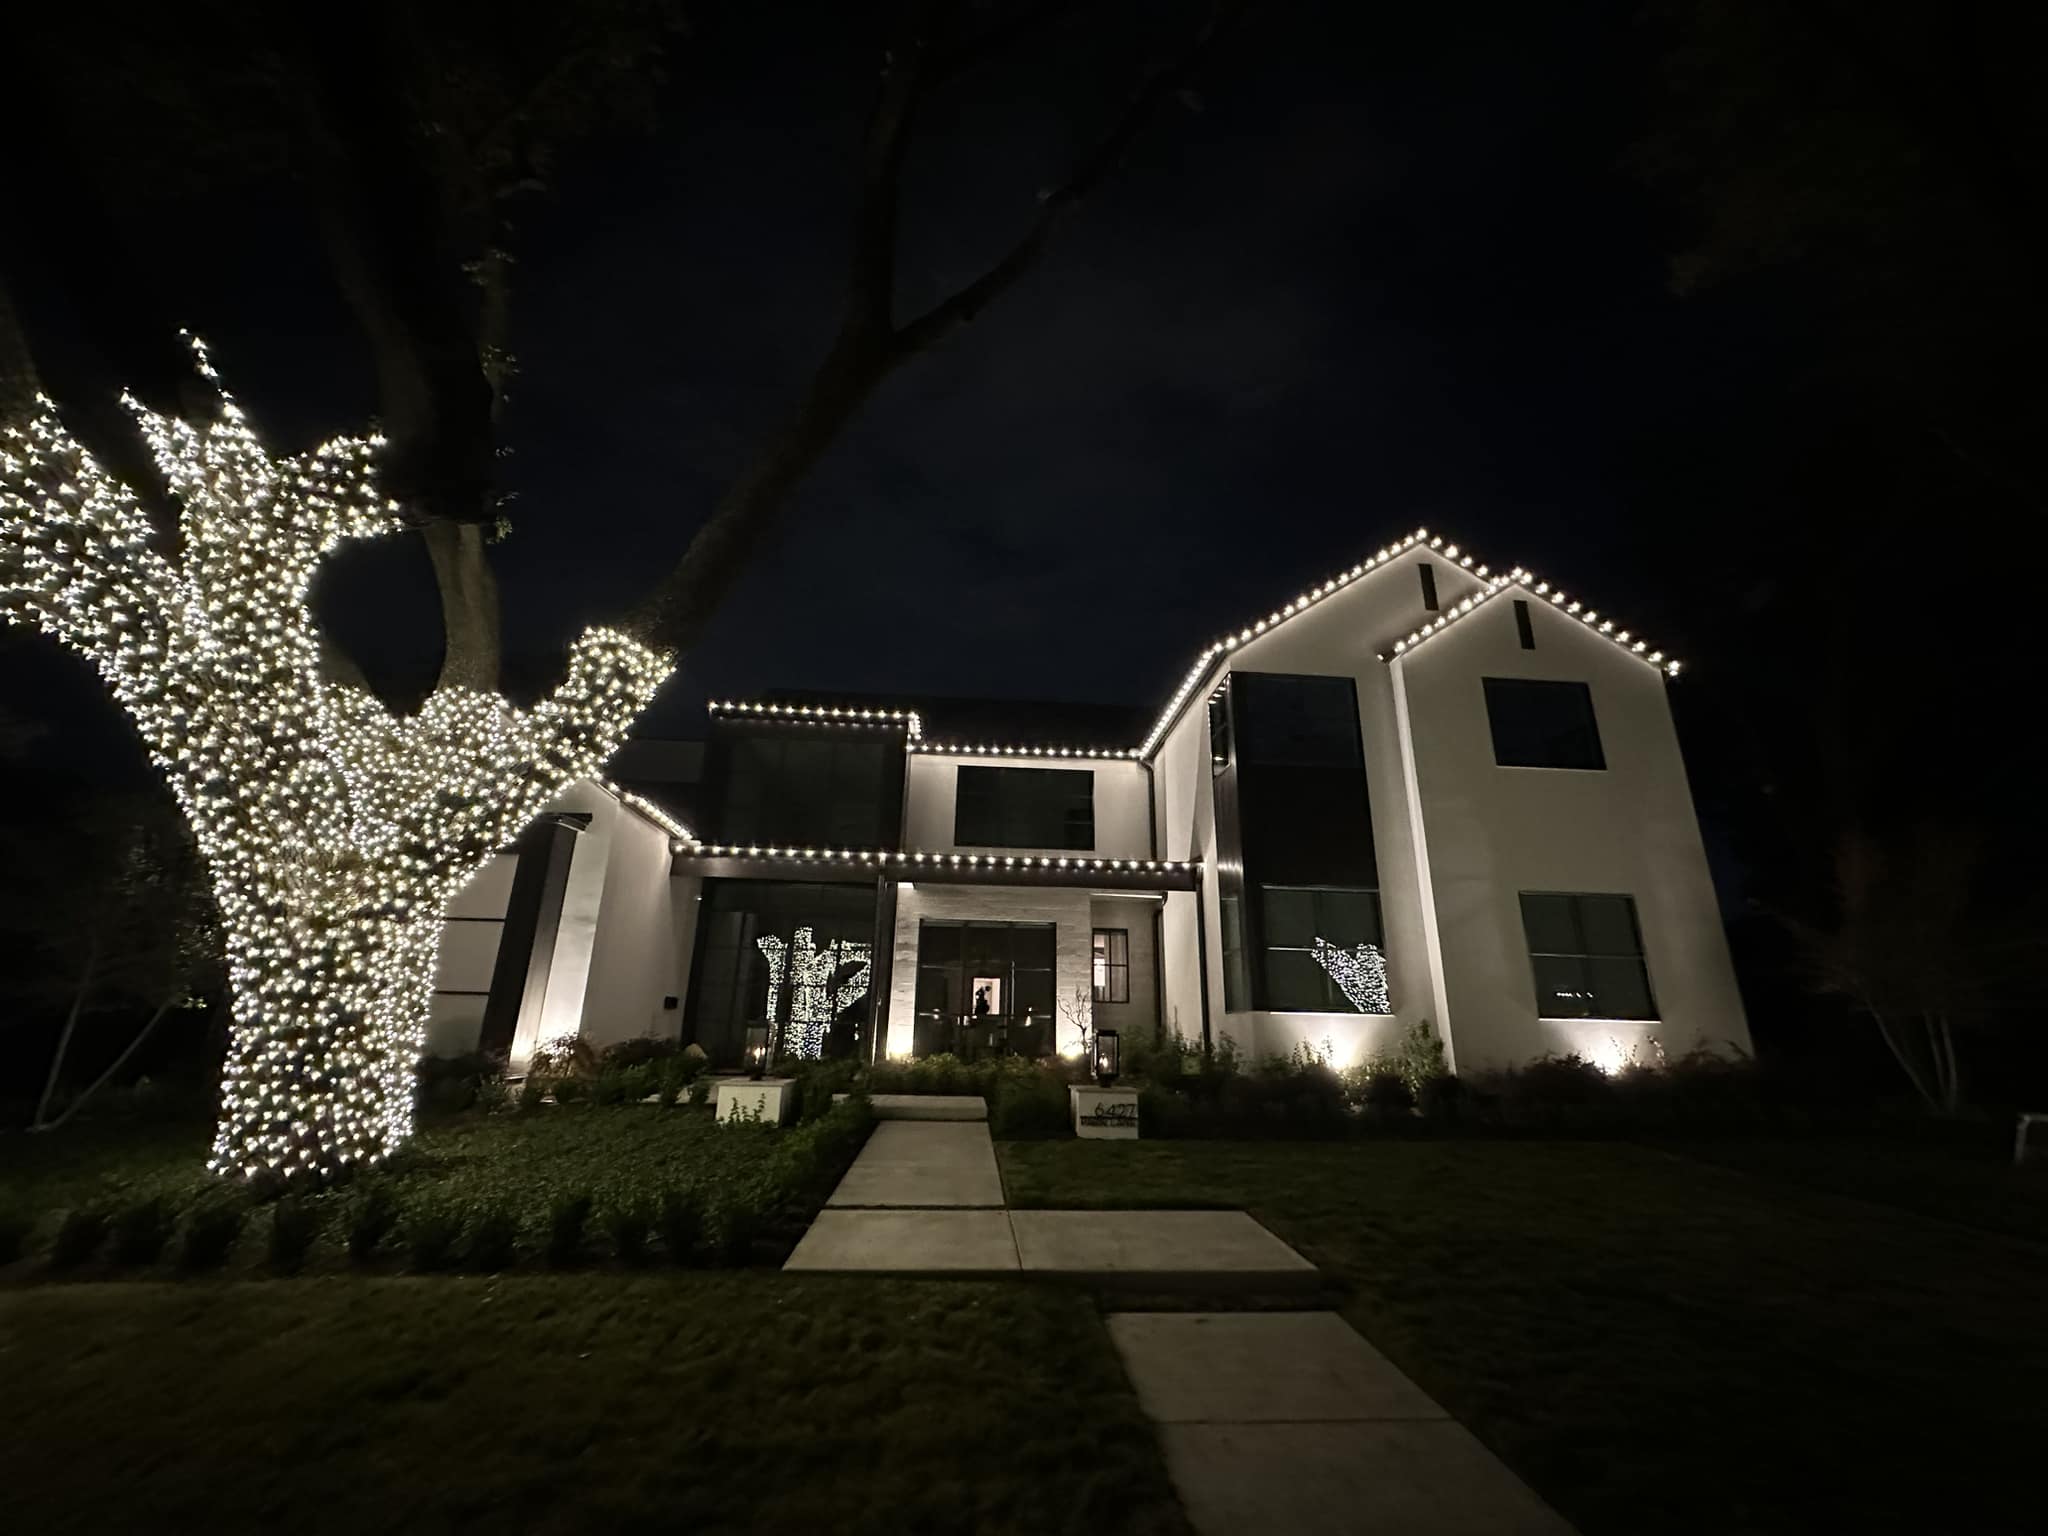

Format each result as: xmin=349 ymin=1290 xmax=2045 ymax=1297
xmin=715 ymin=1077 xmax=794 ymax=1126
xmin=1070 ymin=1084 xmax=1140 ymax=1140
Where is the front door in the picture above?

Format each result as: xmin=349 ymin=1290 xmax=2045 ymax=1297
xmin=912 ymin=918 xmax=1057 ymax=1059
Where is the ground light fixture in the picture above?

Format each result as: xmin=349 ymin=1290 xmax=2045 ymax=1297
xmin=1095 ymin=1029 xmax=1121 ymax=1087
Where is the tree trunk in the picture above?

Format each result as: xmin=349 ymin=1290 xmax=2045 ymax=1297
xmin=208 ymin=910 xmax=444 ymax=1179
xmin=31 ymin=935 xmax=99 ymax=1131
xmin=422 ymin=520 xmax=502 ymax=692
xmin=42 ymin=994 xmax=179 ymax=1132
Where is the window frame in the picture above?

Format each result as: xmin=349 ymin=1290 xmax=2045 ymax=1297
xmin=1518 ymin=891 xmax=1658 ymax=1021
xmin=1091 ymin=928 xmax=1131 ymax=1004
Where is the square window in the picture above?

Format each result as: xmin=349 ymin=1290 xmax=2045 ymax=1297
xmin=1484 ymin=678 xmax=1605 ymax=770
xmin=1265 ymin=949 xmax=1334 ymax=1012
xmin=1092 ymin=929 xmax=1131 ymax=1004
xmin=1316 ymin=889 xmax=1380 ymax=948
xmin=1260 ymin=887 xmax=1317 ymax=948
xmin=1519 ymin=892 xmax=1655 ymax=1020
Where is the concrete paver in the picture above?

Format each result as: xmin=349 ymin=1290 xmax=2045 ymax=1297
xmin=1107 ymin=1311 xmax=1444 ymax=1423
xmin=1009 ymin=1210 xmax=1318 ymax=1289
xmin=1159 ymin=1421 xmax=1576 ymax=1536
xmin=784 ymin=1209 xmax=1019 ymax=1273
xmin=825 ymin=1121 xmax=1004 ymax=1208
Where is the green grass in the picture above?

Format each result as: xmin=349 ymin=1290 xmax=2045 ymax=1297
xmin=998 ymin=1137 xmax=2047 ymax=1536
xmin=0 ymin=1275 xmax=1188 ymax=1535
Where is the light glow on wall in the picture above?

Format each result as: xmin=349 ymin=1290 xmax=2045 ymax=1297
xmin=1 ymin=341 xmax=668 ymax=1179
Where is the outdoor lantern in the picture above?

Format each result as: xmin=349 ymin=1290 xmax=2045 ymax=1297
xmin=1095 ymin=1029 xmax=1121 ymax=1086
xmin=744 ymin=1026 xmax=770 ymax=1080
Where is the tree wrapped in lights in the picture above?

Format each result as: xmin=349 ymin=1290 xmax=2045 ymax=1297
xmin=0 ymin=340 xmax=667 ymax=1180
xmin=1311 ymin=938 xmax=1390 ymax=1016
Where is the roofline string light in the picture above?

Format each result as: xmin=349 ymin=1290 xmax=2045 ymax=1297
xmin=675 ymin=843 xmax=1197 ymax=877
xmin=1136 ymin=528 xmax=1448 ymax=758
xmin=1 ymin=338 xmax=669 ymax=1182
xmin=603 ymin=781 xmax=695 ymax=842
xmin=907 ymin=742 xmax=1142 ymax=760
xmin=708 ymin=699 xmax=923 ymax=739
xmin=1381 ymin=566 xmax=1680 ymax=675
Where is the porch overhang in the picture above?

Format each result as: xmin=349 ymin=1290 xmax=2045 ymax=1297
xmin=670 ymin=843 xmax=1200 ymax=892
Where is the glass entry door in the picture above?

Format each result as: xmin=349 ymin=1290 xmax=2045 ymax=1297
xmin=912 ymin=920 xmax=1056 ymax=1059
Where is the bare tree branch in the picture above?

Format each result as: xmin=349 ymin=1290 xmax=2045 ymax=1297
xmin=626 ymin=0 xmax=1243 ymax=654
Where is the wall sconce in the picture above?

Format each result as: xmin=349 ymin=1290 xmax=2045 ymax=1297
xmin=1095 ymin=1029 xmax=1121 ymax=1087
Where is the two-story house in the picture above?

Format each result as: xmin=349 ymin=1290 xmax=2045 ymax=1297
xmin=427 ymin=529 xmax=1749 ymax=1075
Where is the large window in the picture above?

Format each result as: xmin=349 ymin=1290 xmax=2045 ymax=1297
xmin=1519 ymin=892 xmax=1656 ymax=1019
xmin=686 ymin=880 xmax=877 ymax=1064
xmin=954 ymin=765 xmax=1094 ymax=849
xmin=1258 ymin=885 xmax=1383 ymax=1012
xmin=1483 ymin=678 xmax=1605 ymax=770
xmin=719 ymin=734 xmax=896 ymax=846
xmin=1092 ymin=928 xmax=1130 ymax=1003
xmin=914 ymin=920 xmax=1057 ymax=1057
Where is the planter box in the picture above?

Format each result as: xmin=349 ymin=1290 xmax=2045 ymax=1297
xmin=1070 ymin=1084 xmax=1140 ymax=1140
xmin=715 ymin=1077 xmax=794 ymax=1126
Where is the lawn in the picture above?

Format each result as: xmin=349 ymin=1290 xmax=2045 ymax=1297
xmin=0 ymin=1275 xmax=1189 ymax=1535
xmin=998 ymin=1137 xmax=2048 ymax=1536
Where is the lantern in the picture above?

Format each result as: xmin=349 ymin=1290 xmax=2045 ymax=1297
xmin=1095 ymin=1028 xmax=1121 ymax=1087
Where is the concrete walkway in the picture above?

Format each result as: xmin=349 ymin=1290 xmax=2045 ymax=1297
xmin=788 ymin=1110 xmax=1575 ymax=1533
xmin=1110 ymin=1312 xmax=1575 ymax=1536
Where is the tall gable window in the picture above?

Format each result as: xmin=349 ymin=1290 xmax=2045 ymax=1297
xmin=954 ymin=765 xmax=1094 ymax=850
xmin=1483 ymin=678 xmax=1605 ymax=770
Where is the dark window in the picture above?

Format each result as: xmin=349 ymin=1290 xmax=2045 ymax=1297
xmin=915 ymin=920 xmax=1057 ymax=1057
xmin=1231 ymin=672 xmax=1376 ymax=884
xmin=1092 ymin=929 xmax=1130 ymax=1003
xmin=1219 ymin=890 xmax=1250 ymax=1011
xmin=1419 ymin=562 xmax=1439 ymax=611
xmin=718 ymin=733 xmax=895 ymax=846
xmin=955 ymin=765 xmax=1094 ymax=849
xmin=1519 ymin=892 xmax=1656 ymax=1019
xmin=1514 ymin=598 xmax=1535 ymax=650
xmin=1259 ymin=885 xmax=1383 ymax=1012
xmin=1483 ymin=678 xmax=1605 ymax=770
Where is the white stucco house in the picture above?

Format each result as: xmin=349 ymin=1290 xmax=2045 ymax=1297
xmin=429 ymin=528 xmax=1749 ymax=1075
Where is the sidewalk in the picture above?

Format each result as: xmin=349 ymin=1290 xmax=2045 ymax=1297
xmin=787 ymin=1111 xmax=1575 ymax=1534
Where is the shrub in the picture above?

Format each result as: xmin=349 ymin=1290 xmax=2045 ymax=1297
xmin=546 ymin=1193 xmax=593 ymax=1268
xmin=710 ymin=1190 xmax=763 ymax=1267
xmin=552 ymin=1075 xmax=590 ymax=1106
xmin=657 ymin=1189 xmax=703 ymax=1264
xmin=528 ymin=1032 xmax=599 ymax=1077
xmin=517 ymin=1075 xmax=549 ymax=1113
xmin=599 ymin=1037 xmax=681 ymax=1070
xmin=473 ymin=1074 xmax=511 ymax=1115
xmin=346 ymin=1185 xmax=399 ymax=1265
xmin=656 ymin=1054 xmax=700 ymax=1107
xmin=1396 ymin=1019 xmax=1449 ymax=1091
xmin=793 ymin=1059 xmax=860 ymax=1122
xmin=0 ymin=1207 xmax=32 ymax=1266
xmin=416 ymin=1050 xmax=503 ymax=1117
xmin=51 ymin=1208 xmax=110 ymax=1268
xmin=991 ymin=1069 xmax=1071 ymax=1138
xmin=602 ymin=1199 xmax=653 ymax=1265
xmin=687 ymin=1075 xmax=712 ymax=1107
xmin=1362 ymin=1070 xmax=1416 ymax=1118
xmin=466 ymin=1205 xmax=520 ymax=1272
xmin=1417 ymin=1072 xmax=1467 ymax=1125
xmin=401 ymin=1201 xmax=464 ymax=1272
xmin=178 ymin=1199 xmax=244 ymax=1270
xmin=266 ymin=1197 xmax=318 ymax=1274
xmin=110 ymin=1196 xmax=177 ymax=1266
xmin=591 ymin=1070 xmax=631 ymax=1107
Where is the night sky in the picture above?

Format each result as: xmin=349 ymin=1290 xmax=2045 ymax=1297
xmin=4 ymin=1 xmax=2031 ymax=931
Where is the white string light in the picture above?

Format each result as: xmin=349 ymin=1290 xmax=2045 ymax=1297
xmin=1311 ymin=937 xmax=1391 ymax=1016
xmin=708 ymin=699 xmax=923 ymax=739
xmin=1381 ymin=565 xmax=1678 ymax=675
xmin=907 ymin=741 xmax=1141 ymax=759
xmin=1 ymin=338 xmax=669 ymax=1181
xmin=604 ymin=780 xmax=694 ymax=842
xmin=754 ymin=926 xmax=871 ymax=1059
xmin=676 ymin=843 xmax=1198 ymax=878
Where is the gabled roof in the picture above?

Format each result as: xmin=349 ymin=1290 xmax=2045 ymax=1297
xmin=1379 ymin=566 xmax=1681 ymax=676
xmin=1136 ymin=528 xmax=1680 ymax=760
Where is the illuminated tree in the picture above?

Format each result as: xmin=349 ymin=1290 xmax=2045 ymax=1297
xmin=0 ymin=339 xmax=666 ymax=1178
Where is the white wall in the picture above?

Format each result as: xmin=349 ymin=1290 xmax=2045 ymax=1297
xmin=1394 ymin=594 xmax=1749 ymax=1070
xmin=1150 ymin=551 xmax=1484 ymax=1063
xmin=578 ymin=794 xmax=691 ymax=1053
xmin=884 ymin=882 xmax=1093 ymax=1057
xmin=1088 ymin=894 xmax=1162 ymax=1043
xmin=904 ymin=752 xmax=1152 ymax=858
xmin=425 ymin=852 xmax=517 ymax=1056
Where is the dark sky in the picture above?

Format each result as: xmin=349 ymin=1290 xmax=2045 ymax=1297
xmin=6 ymin=0 xmax=1791 ymax=746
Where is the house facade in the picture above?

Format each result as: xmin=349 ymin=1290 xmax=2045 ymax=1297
xmin=428 ymin=529 xmax=1749 ymax=1075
